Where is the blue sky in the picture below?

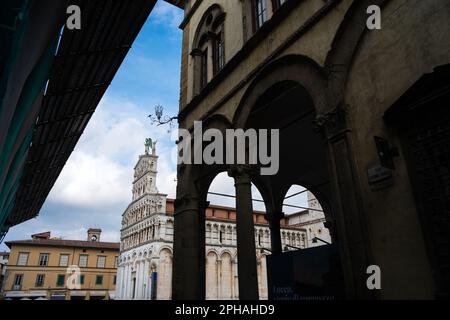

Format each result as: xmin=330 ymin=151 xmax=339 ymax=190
xmin=1 ymin=1 xmax=307 ymax=251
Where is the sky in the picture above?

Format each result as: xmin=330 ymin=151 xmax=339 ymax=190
xmin=1 ymin=1 xmax=308 ymax=251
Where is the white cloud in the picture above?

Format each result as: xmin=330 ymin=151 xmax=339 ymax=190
xmin=152 ymin=1 xmax=184 ymax=30
xmin=48 ymin=152 xmax=131 ymax=209
xmin=207 ymin=172 xmax=267 ymax=211
xmin=49 ymin=95 xmax=178 ymax=209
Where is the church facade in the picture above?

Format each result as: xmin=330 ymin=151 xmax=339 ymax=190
xmin=115 ymin=146 xmax=330 ymax=300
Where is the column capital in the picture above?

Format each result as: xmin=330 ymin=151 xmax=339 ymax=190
xmin=228 ymin=165 xmax=256 ymax=184
xmin=267 ymin=211 xmax=284 ymax=222
xmin=313 ymin=104 xmax=349 ymax=137
xmin=174 ymin=195 xmax=209 ymax=216
xmin=174 ymin=195 xmax=198 ymax=213
xmin=189 ymin=48 xmax=203 ymax=56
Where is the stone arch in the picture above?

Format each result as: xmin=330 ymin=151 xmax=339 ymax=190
xmin=325 ymin=0 xmax=387 ymax=108
xmin=257 ymin=251 xmax=269 ymax=300
xmin=192 ymin=4 xmax=226 ymax=49
xmin=205 ymin=251 xmax=219 ymax=299
xmin=281 ymin=183 xmax=334 ymax=241
xmin=233 ymin=54 xmax=328 ymax=128
xmin=158 ymin=246 xmax=173 ymax=256
xmin=220 ymin=251 xmax=233 ymax=299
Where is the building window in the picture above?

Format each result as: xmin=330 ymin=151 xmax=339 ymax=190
xmin=79 ymin=274 xmax=85 ymax=285
xmin=59 ymin=254 xmax=69 ymax=267
xmin=79 ymin=254 xmax=88 ymax=268
xmin=273 ymin=0 xmax=287 ymax=10
xmin=56 ymin=274 xmax=65 ymax=287
xmin=255 ymin=0 xmax=268 ymax=29
xmin=200 ymin=48 xmax=208 ymax=89
xmin=96 ymin=275 xmax=103 ymax=285
xmin=38 ymin=253 xmax=49 ymax=266
xmin=17 ymin=252 xmax=29 ymax=266
xmin=214 ymin=31 xmax=225 ymax=74
xmin=97 ymin=256 xmax=106 ymax=268
xmin=114 ymin=256 xmax=118 ymax=268
xmin=193 ymin=5 xmax=226 ymax=94
xmin=114 ymin=275 xmax=117 ymax=285
xmin=35 ymin=274 xmax=45 ymax=287
xmin=13 ymin=274 xmax=23 ymax=290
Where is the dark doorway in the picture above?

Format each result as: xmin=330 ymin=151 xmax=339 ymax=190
xmin=385 ymin=64 xmax=450 ymax=298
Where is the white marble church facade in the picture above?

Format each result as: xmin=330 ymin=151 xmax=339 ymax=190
xmin=116 ymin=146 xmax=330 ymax=300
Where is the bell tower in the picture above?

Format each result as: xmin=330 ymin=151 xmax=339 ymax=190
xmin=132 ymin=139 xmax=159 ymax=200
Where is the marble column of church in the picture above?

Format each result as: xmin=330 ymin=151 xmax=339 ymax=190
xmin=127 ymin=264 xmax=132 ymax=299
xmin=267 ymin=211 xmax=284 ymax=253
xmin=121 ymin=264 xmax=126 ymax=299
xmin=143 ymin=259 xmax=149 ymax=299
xmin=228 ymin=165 xmax=259 ymax=300
xmin=172 ymin=196 xmax=206 ymax=299
xmin=139 ymin=260 xmax=145 ymax=299
xmin=124 ymin=264 xmax=130 ymax=299
xmin=135 ymin=262 xmax=141 ymax=300
xmin=116 ymin=266 xmax=122 ymax=298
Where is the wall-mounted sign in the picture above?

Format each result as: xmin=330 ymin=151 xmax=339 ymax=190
xmin=368 ymin=165 xmax=393 ymax=191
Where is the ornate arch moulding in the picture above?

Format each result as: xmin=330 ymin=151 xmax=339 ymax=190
xmin=232 ymin=54 xmax=328 ymax=129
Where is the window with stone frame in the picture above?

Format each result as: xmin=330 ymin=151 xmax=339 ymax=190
xmin=38 ymin=253 xmax=49 ymax=266
xmin=272 ymin=0 xmax=288 ymax=11
xmin=17 ymin=252 xmax=29 ymax=266
xmin=200 ymin=48 xmax=208 ymax=89
xmin=213 ymin=30 xmax=225 ymax=75
xmin=79 ymin=254 xmax=88 ymax=268
xmin=35 ymin=274 xmax=45 ymax=287
xmin=191 ymin=4 xmax=226 ymax=95
xmin=254 ymin=0 xmax=268 ymax=29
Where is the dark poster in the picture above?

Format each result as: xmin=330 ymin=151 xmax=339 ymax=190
xmin=266 ymin=244 xmax=345 ymax=300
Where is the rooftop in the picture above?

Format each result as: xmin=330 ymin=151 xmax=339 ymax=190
xmin=5 ymin=238 xmax=119 ymax=251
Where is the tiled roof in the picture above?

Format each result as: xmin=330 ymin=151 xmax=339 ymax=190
xmin=5 ymin=239 xmax=119 ymax=250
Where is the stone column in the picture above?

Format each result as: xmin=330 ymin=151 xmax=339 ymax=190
xmin=124 ymin=264 xmax=129 ymax=299
xmin=160 ymin=222 xmax=166 ymax=241
xmin=228 ymin=165 xmax=259 ymax=300
xmin=172 ymin=196 xmax=206 ymax=300
xmin=127 ymin=264 xmax=132 ymax=300
xmin=141 ymin=260 xmax=146 ymax=299
xmin=116 ymin=265 xmax=122 ymax=299
xmin=217 ymin=259 xmax=222 ymax=299
xmin=135 ymin=262 xmax=141 ymax=300
xmin=315 ymin=105 xmax=373 ymax=299
xmin=191 ymin=49 xmax=202 ymax=95
xmin=267 ymin=211 xmax=283 ymax=253
xmin=143 ymin=259 xmax=149 ymax=299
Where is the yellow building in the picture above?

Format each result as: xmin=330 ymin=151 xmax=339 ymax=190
xmin=3 ymin=229 xmax=119 ymax=300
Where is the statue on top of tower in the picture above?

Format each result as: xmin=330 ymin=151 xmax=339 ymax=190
xmin=145 ymin=138 xmax=158 ymax=155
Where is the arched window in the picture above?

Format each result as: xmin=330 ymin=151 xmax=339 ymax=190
xmin=191 ymin=5 xmax=226 ymax=95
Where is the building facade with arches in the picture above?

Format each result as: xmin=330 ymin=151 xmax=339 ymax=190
xmin=116 ymin=147 xmax=329 ymax=300
xmin=166 ymin=0 xmax=450 ymax=299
